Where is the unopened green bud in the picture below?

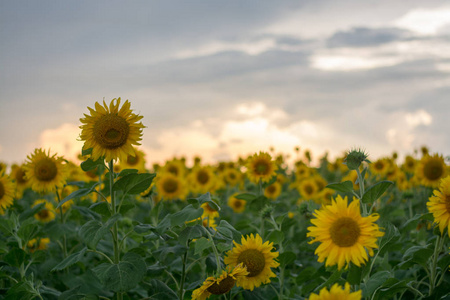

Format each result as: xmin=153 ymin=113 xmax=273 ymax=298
xmin=345 ymin=148 xmax=370 ymax=170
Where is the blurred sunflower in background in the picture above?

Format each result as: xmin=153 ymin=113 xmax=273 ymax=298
xmin=224 ymin=233 xmax=279 ymax=291
xmin=27 ymin=237 xmax=51 ymax=253
xmin=417 ymin=153 xmax=447 ymax=188
xmin=189 ymin=166 xmax=217 ymax=194
xmin=119 ymin=148 xmax=147 ymax=172
xmin=24 ymin=148 xmax=67 ymax=194
xmin=162 ymin=159 xmax=186 ymax=177
xmin=155 ymin=173 xmax=188 ymax=201
xmin=32 ymin=199 xmax=56 ymax=223
xmin=264 ymin=182 xmax=282 ymax=200
xmin=79 ymin=98 xmax=145 ymax=162
xmin=246 ymin=152 xmax=278 ymax=184
xmin=307 ymin=195 xmax=384 ymax=270
xmin=228 ymin=193 xmax=246 ymax=213
xmin=427 ymin=175 xmax=450 ymax=236
xmin=10 ymin=164 xmax=29 ymax=198
xmin=0 ymin=172 xmax=16 ymax=215
xmin=308 ymin=283 xmax=361 ymax=300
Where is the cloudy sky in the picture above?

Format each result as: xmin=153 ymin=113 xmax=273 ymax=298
xmin=1 ymin=0 xmax=449 ymax=168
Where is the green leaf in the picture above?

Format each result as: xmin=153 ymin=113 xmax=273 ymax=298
xmin=142 ymin=279 xmax=178 ymax=300
xmin=355 ymin=167 xmax=368 ymax=185
xmin=170 ymin=205 xmax=203 ymax=227
xmin=398 ymin=244 xmax=433 ymax=269
xmin=89 ymin=202 xmax=110 ymax=217
xmin=80 ymin=157 xmax=105 ymax=172
xmin=326 ymin=181 xmax=354 ymax=193
xmin=113 ymin=173 xmax=156 ymax=195
xmin=235 ymin=193 xmax=257 ymax=201
xmin=194 ymin=237 xmax=212 ymax=255
xmin=56 ymin=182 xmax=100 ymax=209
xmin=52 ymin=247 xmax=87 ymax=272
xmin=117 ymin=168 xmax=138 ymax=177
xmin=178 ymin=225 xmax=208 ymax=245
xmin=16 ymin=219 xmax=39 ymax=243
xmin=79 ymin=214 xmax=121 ymax=249
xmin=93 ymin=252 xmax=146 ymax=293
xmin=249 ymin=195 xmax=270 ymax=211
xmin=81 ymin=147 xmax=92 ymax=156
xmin=278 ymin=252 xmax=296 ymax=268
xmin=374 ymin=278 xmax=408 ymax=300
xmin=361 ymin=181 xmax=393 ymax=203
xmin=362 ymin=271 xmax=391 ymax=298
xmin=6 ymin=276 xmax=42 ymax=300
xmin=377 ymin=223 xmax=400 ymax=256
xmin=266 ymin=230 xmax=284 ymax=245
xmin=4 ymin=247 xmax=27 ymax=268
xmin=216 ymin=220 xmax=242 ymax=242
xmin=347 ymin=263 xmax=363 ymax=285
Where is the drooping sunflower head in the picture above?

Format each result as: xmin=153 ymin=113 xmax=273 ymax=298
xmin=418 ymin=153 xmax=447 ymax=187
xmin=79 ymin=98 xmax=145 ymax=162
xmin=308 ymin=283 xmax=362 ymax=300
xmin=427 ymin=175 xmax=450 ymax=236
xmin=228 ymin=193 xmax=246 ymax=213
xmin=246 ymin=152 xmax=278 ymax=184
xmin=0 ymin=173 xmax=16 ymax=215
xmin=155 ymin=172 xmax=188 ymax=201
xmin=24 ymin=148 xmax=67 ymax=194
xmin=224 ymin=233 xmax=279 ymax=291
xmin=201 ymin=202 xmax=220 ymax=219
xmin=32 ymin=199 xmax=56 ymax=223
xmin=191 ymin=264 xmax=249 ymax=300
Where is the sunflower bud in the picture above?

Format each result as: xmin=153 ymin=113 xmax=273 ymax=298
xmin=344 ymin=148 xmax=370 ymax=170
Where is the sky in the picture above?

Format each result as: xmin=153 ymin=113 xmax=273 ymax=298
xmin=1 ymin=0 xmax=450 ymax=168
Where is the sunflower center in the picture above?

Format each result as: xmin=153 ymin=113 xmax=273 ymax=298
xmin=197 ymin=171 xmax=209 ymax=185
xmin=304 ymin=184 xmax=313 ymax=195
xmin=126 ymin=155 xmax=138 ymax=165
xmin=38 ymin=209 xmax=49 ymax=219
xmin=374 ymin=161 xmax=384 ymax=170
xmin=255 ymin=161 xmax=269 ymax=175
xmin=329 ymin=217 xmax=361 ymax=247
xmin=229 ymin=173 xmax=236 ymax=180
xmin=206 ymin=276 xmax=236 ymax=295
xmin=93 ymin=114 xmax=130 ymax=149
xmin=0 ymin=182 xmax=4 ymax=199
xmin=423 ymin=160 xmax=444 ymax=181
xmin=237 ymin=249 xmax=265 ymax=277
xmin=233 ymin=200 xmax=242 ymax=208
xmin=445 ymin=195 xmax=450 ymax=214
xmin=163 ymin=178 xmax=178 ymax=193
xmin=267 ymin=185 xmax=276 ymax=194
xmin=15 ymin=168 xmax=27 ymax=184
xmin=34 ymin=158 xmax=58 ymax=181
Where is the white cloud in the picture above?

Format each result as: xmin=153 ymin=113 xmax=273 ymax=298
xmin=395 ymin=6 xmax=450 ymax=35
xmin=405 ymin=109 xmax=432 ymax=127
xmin=39 ymin=123 xmax=83 ymax=162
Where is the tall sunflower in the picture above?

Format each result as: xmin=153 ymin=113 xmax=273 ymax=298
xmin=417 ymin=153 xmax=447 ymax=188
xmin=246 ymin=152 xmax=278 ymax=184
xmin=427 ymin=175 xmax=450 ymax=236
xmin=307 ymin=195 xmax=384 ymax=270
xmin=191 ymin=264 xmax=249 ymax=300
xmin=308 ymin=283 xmax=361 ymax=300
xmin=224 ymin=233 xmax=279 ymax=291
xmin=155 ymin=173 xmax=188 ymax=201
xmin=0 ymin=173 xmax=16 ymax=214
xmin=79 ymin=98 xmax=145 ymax=162
xmin=24 ymin=148 xmax=67 ymax=194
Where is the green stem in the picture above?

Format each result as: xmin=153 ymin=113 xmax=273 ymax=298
xmin=87 ymin=249 xmax=114 ymax=264
xmin=429 ymin=235 xmax=444 ymax=295
xmin=205 ymin=229 xmax=222 ymax=274
xmin=179 ymin=251 xmax=188 ymax=300
xmin=109 ymin=160 xmax=122 ymax=300
xmin=55 ymin=187 xmax=68 ymax=259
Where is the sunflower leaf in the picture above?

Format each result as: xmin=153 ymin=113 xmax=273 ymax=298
xmin=325 ymin=181 xmax=354 ymax=194
xmin=80 ymin=157 xmax=105 ymax=172
xmin=235 ymin=193 xmax=257 ymax=201
xmin=51 ymin=247 xmax=87 ymax=272
xmin=79 ymin=214 xmax=121 ymax=249
xmin=112 ymin=173 xmax=156 ymax=195
xmin=170 ymin=205 xmax=203 ymax=227
xmin=194 ymin=237 xmax=212 ymax=255
xmin=178 ymin=225 xmax=207 ymax=245
xmin=56 ymin=182 xmax=100 ymax=209
xmin=141 ymin=279 xmax=178 ymax=300
xmin=361 ymin=180 xmax=393 ymax=203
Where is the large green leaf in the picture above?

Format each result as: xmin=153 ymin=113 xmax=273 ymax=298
xmin=362 ymin=271 xmax=391 ymax=298
xmin=194 ymin=237 xmax=212 ymax=255
xmin=4 ymin=247 xmax=27 ymax=268
xmin=93 ymin=252 xmax=146 ymax=293
xmin=56 ymin=182 xmax=100 ymax=209
xmin=142 ymin=279 xmax=178 ymax=300
xmin=178 ymin=225 xmax=208 ymax=245
xmin=52 ymin=247 xmax=87 ymax=272
xmin=362 ymin=181 xmax=393 ymax=203
xmin=79 ymin=214 xmax=121 ymax=249
xmin=326 ymin=181 xmax=354 ymax=194
xmin=170 ymin=205 xmax=203 ymax=227
xmin=112 ymin=172 xmax=156 ymax=195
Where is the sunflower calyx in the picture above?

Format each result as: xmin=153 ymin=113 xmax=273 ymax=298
xmin=344 ymin=148 xmax=371 ymax=170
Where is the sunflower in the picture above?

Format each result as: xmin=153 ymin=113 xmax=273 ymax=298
xmin=162 ymin=159 xmax=186 ymax=177
xmin=228 ymin=193 xmax=246 ymax=213
xmin=32 ymin=199 xmax=56 ymax=223
xmin=0 ymin=173 xmax=16 ymax=214
xmin=307 ymin=195 xmax=384 ymax=270
xmin=79 ymin=98 xmax=145 ymax=162
xmin=119 ymin=148 xmax=147 ymax=172
xmin=10 ymin=164 xmax=29 ymax=198
xmin=201 ymin=202 xmax=220 ymax=219
xmin=295 ymin=163 xmax=312 ymax=181
xmin=27 ymin=237 xmax=51 ymax=253
xmin=308 ymin=283 xmax=361 ymax=300
xmin=155 ymin=173 xmax=188 ymax=201
xmin=24 ymin=148 xmax=67 ymax=194
xmin=221 ymin=168 xmax=242 ymax=187
xmin=370 ymin=158 xmax=390 ymax=177
xmin=427 ymin=176 xmax=450 ymax=236
xmin=246 ymin=152 xmax=278 ymax=184
xmin=402 ymin=155 xmax=417 ymax=173
xmin=417 ymin=153 xmax=447 ymax=187
xmin=297 ymin=178 xmax=319 ymax=201
xmin=224 ymin=233 xmax=279 ymax=291
xmin=189 ymin=166 xmax=217 ymax=194
xmin=264 ymin=182 xmax=282 ymax=200
xmin=191 ymin=264 xmax=249 ymax=300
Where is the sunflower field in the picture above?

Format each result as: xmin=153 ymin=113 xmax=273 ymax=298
xmin=0 ymin=98 xmax=449 ymax=300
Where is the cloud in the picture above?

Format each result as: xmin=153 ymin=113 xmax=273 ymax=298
xmin=395 ymin=6 xmax=450 ymax=35
xmin=327 ymin=27 xmax=408 ymax=48
xmin=39 ymin=123 xmax=83 ymax=163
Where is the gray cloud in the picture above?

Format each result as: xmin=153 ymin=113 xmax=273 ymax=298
xmin=326 ymin=27 xmax=409 ymax=48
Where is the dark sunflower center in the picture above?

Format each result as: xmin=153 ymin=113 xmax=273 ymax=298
xmin=267 ymin=185 xmax=276 ymax=194
xmin=34 ymin=158 xmax=57 ymax=181
xmin=205 ymin=203 xmax=216 ymax=213
xmin=126 ymin=155 xmax=138 ymax=165
xmin=407 ymin=160 xmax=414 ymax=168
xmin=233 ymin=200 xmax=242 ymax=208
xmin=423 ymin=160 xmax=444 ymax=181
xmin=93 ymin=114 xmax=130 ymax=149
xmin=15 ymin=168 xmax=27 ymax=184
xmin=329 ymin=217 xmax=361 ymax=247
xmin=163 ymin=178 xmax=178 ymax=193
xmin=237 ymin=249 xmax=265 ymax=277
xmin=197 ymin=171 xmax=209 ymax=185
xmin=38 ymin=209 xmax=49 ymax=219
xmin=206 ymin=276 xmax=236 ymax=295
xmin=304 ymin=184 xmax=313 ymax=195
xmin=255 ymin=161 xmax=269 ymax=175
xmin=374 ymin=161 xmax=384 ymax=170
xmin=0 ymin=182 xmax=4 ymax=199
xmin=445 ymin=195 xmax=450 ymax=214
xmin=168 ymin=166 xmax=178 ymax=176
xmin=229 ymin=173 xmax=236 ymax=180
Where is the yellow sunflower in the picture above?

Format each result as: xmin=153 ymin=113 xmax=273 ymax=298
xmin=10 ymin=164 xmax=29 ymax=199
xmin=246 ymin=152 xmax=278 ymax=184
xmin=79 ymin=98 xmax=145 ymax=162
xmin=224 ymin=233 xmax=279 ymax=291
xmin=189 ymin=166 xmax=217 ymax=194
xmin=162 ymin=159 xmax=186 ymax=177
xmin=264 ymin=182 xmax=282 ymax=200
xmin=402 ymin=155 xmax=417 ymax=173
xmin=417 ymin=153 xmax=447 ymax=187
xmin=228 ymin=193 xmax=246 ymax=213
xmin=191 ymin=264 xmax=249 ymax=300
xmin=27 ymin=237 xmax=51 ymax=253
xmin=0 ymin=173 xmax=16 ymax=214
xmin=370 ymin=158 xmax=390 ymax=177
xmin=297 ymin=178 xmax=319 ymax=201
xmin=201 ymin=202 xmax=220 ymax=219
xmin=221 ymin=168 xmax=242 ymax=187
xmin=119 ymin=148 xmax=147 ymax=172
xmin=155 ymin=173 xmax=188 ymax=201
xmin=307 ymin=195 xmax=384 ymax=270
xmin=427 ymin=176 xmax=450 ymax=236
xmin=24 ymin=148 xmax=67 ymax=194
xmin=32 ymin=199 xmax=56 ymax=223
xmin=308 ymin=283 xmax=361 ymax=300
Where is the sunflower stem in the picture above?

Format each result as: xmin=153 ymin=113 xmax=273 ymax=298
xmin=429 ymin=234 xmax=444 ymax=296
xmin=109 ymin=160 xmax=122 ymax=300
xmin=206 ymin=229 xmax=222 ymax=274
xmin=179 ymin=251 xmax=188 ymax=300
xmin=55 ymin=187 xmax=68 ymax=260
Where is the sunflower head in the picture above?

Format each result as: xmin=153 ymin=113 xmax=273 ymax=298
xmin=427 ymin=175 xmax=450 ymax=236
xmin=264 ymin=182 xmax=282 ymax=200
xmin=32 ymin=199 xmax=56 ymax=223
xmin=189 ymin=166 xmax=217 ymax=194
xmin=79 ymin=98 xmax=145 ymax=162
xmin=345 ymin=148 xmax=370 ymax=170
xmin=228 ymin=193 xmax=246 ymax=213
xmin=418 ymin=153 xmax=447 ymax=187
xmin=224 ymin=233 xmax=279 ymax=291
xmin=0 ymin=173 xmax=16 ymax=215
xmin=155 ymin=172 xmax=188 ymax=201
xmin=308 ymin=283 xmax=361 ymax=300
xmin=246 ymin=152 xmax=278 ymax=184
xmin=24 ymin=149 xmax=67 ymax=194
xmin=119 ymin=148 xmax=147 ymax=172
